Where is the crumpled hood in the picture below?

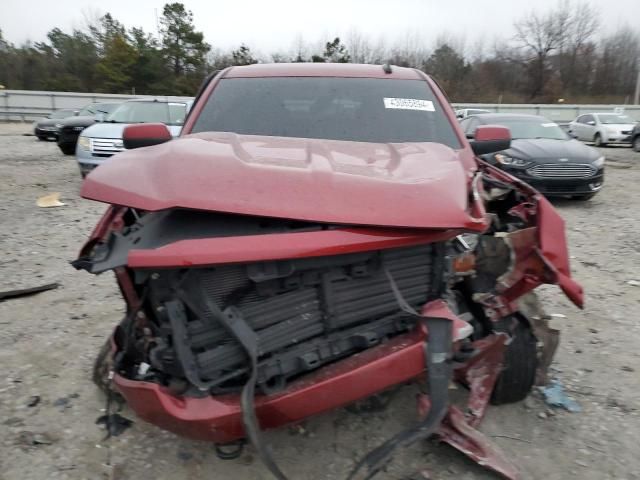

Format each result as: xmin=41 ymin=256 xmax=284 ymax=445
xmin=504 ymin=138 xmax=600 ymax=163
xmin=82 ymin=132 xmax=481 ymax=229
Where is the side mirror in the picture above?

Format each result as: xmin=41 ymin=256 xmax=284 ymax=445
xmin=587 ymin=120 xmax=596 ymax=126
xmin=469 ymin=125 xmax=511 ymax=156
xmin=123 ymin=123 xmax=172 ymax=150
xmin=95 ymin=113 xmax=105 ymax=122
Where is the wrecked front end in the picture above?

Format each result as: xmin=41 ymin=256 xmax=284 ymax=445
xmin=74 ymin=161 xmax=582 ymax=479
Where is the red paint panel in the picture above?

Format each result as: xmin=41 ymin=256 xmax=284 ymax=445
xmin=114 ymin=328 xmax=427 ymax=443
xmin=127 ymin=228 xmax=459 ymax=268
xmin=536 ymin=196 xmax=584 ymax=308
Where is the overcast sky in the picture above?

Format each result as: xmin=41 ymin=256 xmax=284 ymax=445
xmin=1 ymin=0 xmax=636 ymax=56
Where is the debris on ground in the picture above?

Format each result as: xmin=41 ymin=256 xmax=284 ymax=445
xmin=0 ymin=282 xmax=59 ymax=302
xmin=541 ymin=380 xmax=582 ymax=412
xmin=26 ymin=396 xmax=41 ymax=407
xmin=627 ymin=280 xmax=640 ymax=287
xmin=17 ymin=431 xmax=54 ymax=447
xmin=96 ymin=413 xmax=133 ymax=437
xmin=36 ymin=192 xmax=65 ymax=207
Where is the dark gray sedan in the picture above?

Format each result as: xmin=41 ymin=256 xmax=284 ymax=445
xmin=33 ymin=109 xmax=77 ymax=141
xmin=460 ymin=113 xmax=604 ymax=200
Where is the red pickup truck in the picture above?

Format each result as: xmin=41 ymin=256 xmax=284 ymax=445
xmin=74 ymin=63 xmax=582 ymax=479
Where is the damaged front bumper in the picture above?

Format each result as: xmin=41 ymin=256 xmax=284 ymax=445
xmin=75 ymin=162 xmax=582 ymax=480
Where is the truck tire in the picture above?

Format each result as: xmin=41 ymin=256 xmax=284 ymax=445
xmin=59 ymin=143 xmax=76 ymax=155
xmin=490 ymin=317 xmax=537 ymax=405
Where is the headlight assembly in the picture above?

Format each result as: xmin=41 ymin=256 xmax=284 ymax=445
xmin=494 ymin=153 xmax=529 ymax=167
xmin=78 ymin=136 xmax=91 ymax=151
xmin=593 ymin=156 xmax=605 ymax=168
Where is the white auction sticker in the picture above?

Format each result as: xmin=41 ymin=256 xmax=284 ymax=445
xmin=541 ymin=122 xmax=559 ymax=127
xmin=383 ymin=98 xmax=435 ymax=111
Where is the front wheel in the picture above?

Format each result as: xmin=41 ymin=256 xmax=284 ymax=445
xmin=58 ymin=144 xmax=75 ymax=155
xmin=594 ymin=133 xmax=606 ymax=147
xmin=633 ymin=136 xmax=640 ymax=153
xmin=490 ymin=317 xmax=537 ymax=405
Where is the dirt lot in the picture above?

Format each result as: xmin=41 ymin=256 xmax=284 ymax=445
xmin=1 ymin=122 xmax=639 ymax=480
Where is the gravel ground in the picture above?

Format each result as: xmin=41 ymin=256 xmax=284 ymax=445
xmin=1 ymin=123 xmax=639 ymax=480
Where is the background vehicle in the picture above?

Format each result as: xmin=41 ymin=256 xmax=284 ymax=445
xmin=631 ymin=123 xmax=640 ymax=152
xmin=33 ymin=109 xmax=77 ymax=141
xmin=461 ymin=113 xmax=604 ymax=200
xmin=456 ymin=108 xmax=491 ymax=119
xmin=75 ymin=98 xmax=192 ymax=177
xmin=568 ymin=112 xmax=636 ymax=147
xmin=74 ymin=63 xmax=582 ymax=479
xmin=56 ymin=102 xmax=121 ymax=155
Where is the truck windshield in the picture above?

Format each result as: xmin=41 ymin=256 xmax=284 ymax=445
xmin=107 ymin=102 xmax=188 ymax=125
xmin=191 ymin=77 xmax=461 ymax=147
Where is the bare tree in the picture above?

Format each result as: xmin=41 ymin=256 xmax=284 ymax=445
xmin=557 ymin=1 xmax=599 ymax=95
xmin=346 ymin=28 xmax=373 ymax=64
xmin=513 ymin=0 xmax=572 ymax=99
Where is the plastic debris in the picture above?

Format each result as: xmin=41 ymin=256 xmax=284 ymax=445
xmin=36 ymin=192 xmax=65 ymax=208
xmin=0 ymin=282 xmax=59 ymax=302
xmin=626 ymin=280 xmax=640 ymax=287
xmin=541 ymin=380 xmax=581 ymax=412
xmin=96 ymin=413 xmax=133 ymax=437
xmin=550 ymin=313 xmax=567 ymax=319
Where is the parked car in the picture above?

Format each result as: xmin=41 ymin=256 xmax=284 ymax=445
xmin=56 ymin=102 xmax=121 ymax=155
xmin=455 ymin=108 xmax=491 ymax=119
xmin=567 ymin=112 xmax=636 ymax=147
xmin=461 ymin=113 xmax=604 ymax=200
xmin=74 ymin=63 xmax=582 ymax=480
xmin=33 ymin=109 xmax=77 ymax=141
xmin=631 ymin=123 xmax=640 ymax=152
xmin=75 ymin=98 xmax=192 ymax=177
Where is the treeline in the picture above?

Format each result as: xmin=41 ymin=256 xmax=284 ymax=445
xmin=0 ymin=1 xmax=638 ymax=103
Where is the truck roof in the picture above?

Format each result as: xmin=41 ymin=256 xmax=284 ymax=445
xmin=223 ymin=63 xmax=423 ymax=80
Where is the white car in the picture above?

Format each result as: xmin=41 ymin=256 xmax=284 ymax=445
xmin=568 ymin=113 xmax=636 ymax=147
xmin=455 ymin=108 xmax=491 ymax=119
xmin=75 ymin=98 xmax=193 ymax=177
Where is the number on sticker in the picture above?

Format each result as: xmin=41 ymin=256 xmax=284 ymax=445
xmin=383 ymin=98 xmax=435 ymax=112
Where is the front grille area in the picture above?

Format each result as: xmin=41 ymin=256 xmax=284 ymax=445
xmin=527 ymin=163 xmax=596 ymax=178
xmin=90 ymin=138 xmax=124 ymax=157
xmin=143 ymin=243 xmax=439 ymax=394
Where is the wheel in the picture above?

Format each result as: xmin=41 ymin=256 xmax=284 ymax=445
xmin=633 ymin=136 xmax=640 ymax=153
xmin=58 ymin=144 xmax=75 ymax=155
xmin=37 ymin=136 xmax=46 ymax=141
xmin=490 ymin=317 xmax=537 ymax=405
xmin=571 ymin=193 xmax=596 ymax=201
xmin=594 ymin=133 xmax=606 ymax=147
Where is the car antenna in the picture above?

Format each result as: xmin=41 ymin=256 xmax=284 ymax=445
xmin=382 ymin=63 xmax=393 ymax=74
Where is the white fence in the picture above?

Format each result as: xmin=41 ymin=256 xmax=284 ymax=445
xmin=0 ymin=90 xmax=156 ymax=121
xmin=454 ymin=103 xmax=640 ymax=123
xmin=1 ymin=89 xmax=640 ymax=122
